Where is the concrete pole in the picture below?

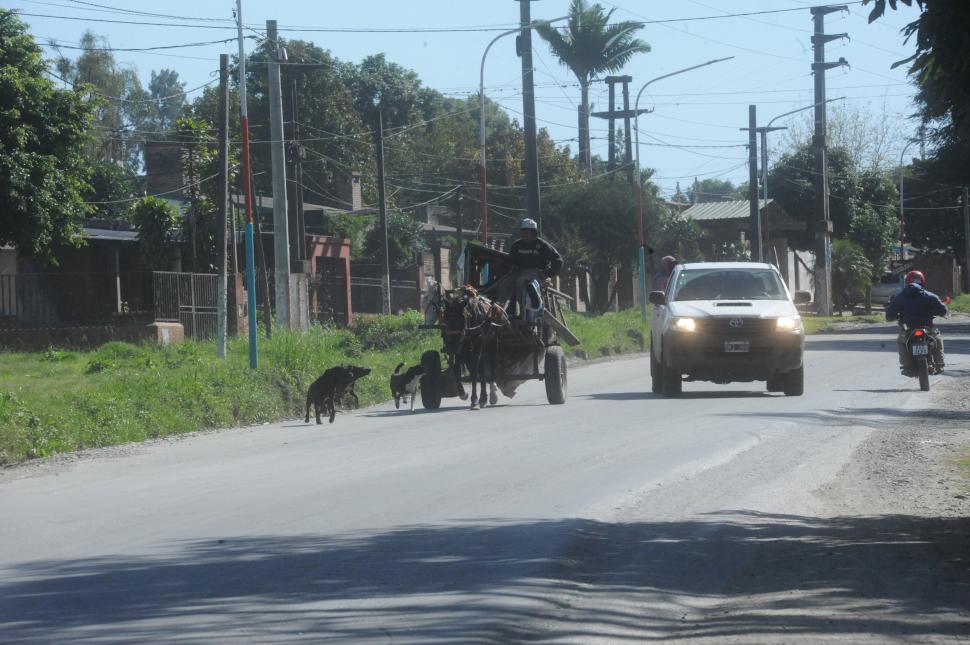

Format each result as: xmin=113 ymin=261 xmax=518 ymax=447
xmin=964 ymin=187 xmax=970 ymax=292
xmin=216 ymin=54 xmax=229 ymax=358
xmin=236 ymin=0 xmax=258 ymax=367
xmin=518 ymin=0 xmax=541 ymax=231
xmin=748 ymin=105 xmax=762 ymax=263
xmin=267 ymin=20 xmax=291 ymax=330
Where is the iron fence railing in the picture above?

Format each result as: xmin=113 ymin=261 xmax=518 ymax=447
xmin=153 ymin=271 xmax=219 ymax=339
xmin=0 ymin=272 xmax=152 ymax=328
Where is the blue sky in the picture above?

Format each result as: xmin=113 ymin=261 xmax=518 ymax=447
xmin=10 ymin=0 xmax=923 ymax=198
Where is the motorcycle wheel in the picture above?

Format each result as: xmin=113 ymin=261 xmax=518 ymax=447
xmin=917 ymin=357 xmax=930 ymax=392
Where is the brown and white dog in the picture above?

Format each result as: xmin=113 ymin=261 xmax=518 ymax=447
xmin=390 ymin=362 xmax=424 ymax=412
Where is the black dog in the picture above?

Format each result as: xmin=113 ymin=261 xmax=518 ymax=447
xmin=390 ymin=362 xmax=424 ymax=412
xmin=305 ymin=365 xmax=371 ymax=424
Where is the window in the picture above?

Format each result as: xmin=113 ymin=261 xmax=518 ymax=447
xmin=672 ymin=269 xmax=787 ymax=301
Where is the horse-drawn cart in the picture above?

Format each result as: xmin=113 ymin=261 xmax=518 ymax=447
xmin=420 ymin=243 xmax=580 ymax=409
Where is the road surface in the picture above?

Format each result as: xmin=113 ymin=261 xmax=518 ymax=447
xmin=1 ymin=323 xmax=969 ymax=643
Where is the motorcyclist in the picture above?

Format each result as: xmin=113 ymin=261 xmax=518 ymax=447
xmin=652 ymin=255 xmax=677 ymax=292
xmin=885 ymin=270 xmax=948 ymax=375
xmin=497 ymin=218 xmax=563 ymax=319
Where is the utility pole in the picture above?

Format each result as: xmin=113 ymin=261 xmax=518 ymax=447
xmin=964 ymin=187 xmax=970 ymax=292
xmin=216 ymin=54 xmax=229 ymax=358
xmin=267 ymin=19 xmax=291 ymax=329
xmin=517 ymin=0 xmax=541 ymax=231
xmin=607 ymin=79 xmax=617 ymax=170
xmin=746 ymin=105 xmax=762 ymax=263
xmin=811 ymin=4 xmax=849 ymax=315
xmin=593 ymin=76 xmax=646 ymax=181
xmin=375 ymin=110 xmax=391 ymax=315
xmin=456 ymin=183 xmax=464 ymax=257
xmin=236 ymin=0 xmax=257 ymax=368
xmin=622 ymin=80 xmax=634 ymax=181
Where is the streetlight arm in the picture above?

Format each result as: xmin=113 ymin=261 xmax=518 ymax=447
xmin=634 ymin=57 xmax=735 ymax=113
xmin=766 ymin=96 xmax=845 ymax=129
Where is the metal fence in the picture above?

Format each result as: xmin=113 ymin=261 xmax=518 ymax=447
xmin=0 ymin=272 xmax=152 ymax=328
xmin=349 ymin=276 xmax=418 ymax=314
xmin=153 ymin=271 xmax=219 ymax=339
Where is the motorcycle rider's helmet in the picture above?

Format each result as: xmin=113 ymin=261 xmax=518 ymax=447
xmin=519 ymin=218 xmax=538 ymax=231
xmin=905 ymin=270 xmax=926 ymax=286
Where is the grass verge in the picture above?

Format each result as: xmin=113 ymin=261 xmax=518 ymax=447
xmin=802 ymin=314 xmax=884 ymax=334
xmin=948 ymin=294 xmax=970 ymax=314
xmin=0 ymin=310 xmax=648 ymax=465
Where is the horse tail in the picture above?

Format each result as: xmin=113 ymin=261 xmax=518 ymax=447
xmin=394 ymin=362 xmax=405 ymax=374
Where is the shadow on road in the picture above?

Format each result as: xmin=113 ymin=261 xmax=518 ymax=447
xmin=720 ymin=406 xmax=967 ymax=428
xmin=1 ymin=512 xmax=967 ymax=642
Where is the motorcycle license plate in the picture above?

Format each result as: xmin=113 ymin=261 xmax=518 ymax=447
xmin=725 ymin=341 xmax=750 ymax=353
xmin=911 ymin=343 xmax=929 ymax=356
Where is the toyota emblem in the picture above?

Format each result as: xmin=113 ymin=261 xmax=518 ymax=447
xmin=729 ymin=318 xmax=744 ymax=328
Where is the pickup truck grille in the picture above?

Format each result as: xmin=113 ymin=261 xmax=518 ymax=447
xmin=698 ymin=317 xmax=776 ymax=336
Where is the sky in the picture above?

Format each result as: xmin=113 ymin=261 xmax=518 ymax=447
xmin=9 ymin=0 xmax=924 ymax=199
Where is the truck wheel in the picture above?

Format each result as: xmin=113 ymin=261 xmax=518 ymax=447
xmin=661 ymin=354 xmax=682 ymax=398
xmin=420 ymin=350 xmax=443 ymax=410
xmin=783 ymin=366 xmax=804 ymax=396
xmin=766 ymin=375 xmax=784 ymax=392
xmin=917 ymin=358 xmax=930 ymax=392
xmin=651 ymin=350 xmax=663 ymax=394
xmin=544 ymin=346 xmax=567 ymax=404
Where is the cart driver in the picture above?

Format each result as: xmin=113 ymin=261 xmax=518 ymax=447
xmin=496 ymin=218 xmax=563 ymax=319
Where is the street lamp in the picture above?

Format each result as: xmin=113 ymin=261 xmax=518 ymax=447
xmin=899 ymin=138 xmax=918 ymax=261
xmin=758 ymin=97 xmax=845 ymax=263
xmin=634 ymin=56 xmax=734 ymax=321
xmin=479 ymin=16 xmax=567 ymax=243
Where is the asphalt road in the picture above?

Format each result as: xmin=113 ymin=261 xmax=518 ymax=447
xmin=1 ymin=322 xmax=969 ymax=643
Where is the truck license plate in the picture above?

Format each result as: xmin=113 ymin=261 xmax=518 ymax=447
xmin=911 ymin=343 xmax=929 ymax=356
xmin=725 ymin=341 xmax=750 ymax=353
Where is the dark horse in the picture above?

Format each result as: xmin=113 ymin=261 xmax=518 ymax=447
xmin=440 ymin=286 xmax=509 ymax=410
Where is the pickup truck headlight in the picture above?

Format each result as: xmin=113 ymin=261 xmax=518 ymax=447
xmin=776 ymin=316 xmax=802 ymax=332
xmin=674 ymin=317 xmax=697 ymax=332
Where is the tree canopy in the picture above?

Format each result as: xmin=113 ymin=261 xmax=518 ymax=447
xmin=0 ymin=10 xmax=93 ymax=265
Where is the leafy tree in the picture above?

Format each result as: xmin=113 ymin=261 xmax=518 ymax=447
xmin=0 ymin=11 xmax=93 ymax=265
xmin=84 ymin=160 xmax=137 ymax=221
xmin=849 ymin=205 xmax=897 ymax=277
xmin=866 ymin=0 xmax=970 ymax=261
xmin=654 ymin=211 xmax=702 ymax=261
xmin=536 ymin=0 xmax=650 ymax=173
xmin=364 ymin=212 xmax=426 ymax=270
xmin=146 ymin=69 xmax=186 ymax=134
xmin=686 ymin=178 xmax=740 ymax=203
xmin=132 ymin=196 xmax=180 ymax=271
xmin=53 ymin=30 xmax=145 ymax=170
xmin=830 ymin=239 xmax=874 ymax=312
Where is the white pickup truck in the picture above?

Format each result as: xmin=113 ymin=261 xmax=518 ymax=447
xmin=649 ymin=262 xmax=807 ymax=397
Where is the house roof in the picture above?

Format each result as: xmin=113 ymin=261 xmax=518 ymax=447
xmin=682 ymin=199 xmax=774 ymax=221
xmin=82 ymin=225 xmax=138 ymax=242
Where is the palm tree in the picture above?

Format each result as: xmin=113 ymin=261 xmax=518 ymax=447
xmin=536 ymin=0 xmax=650 ymax=175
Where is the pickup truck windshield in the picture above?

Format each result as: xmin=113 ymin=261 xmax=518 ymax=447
xmin=672 ymin=269 xmax=787 ymax=301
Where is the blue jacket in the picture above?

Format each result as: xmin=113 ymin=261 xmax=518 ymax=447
xmin=885 ymin=283 xmax=948 ymax=328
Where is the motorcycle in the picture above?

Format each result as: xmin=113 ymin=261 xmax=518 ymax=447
xmin=903 ymin=325 xmax=942 ymax=391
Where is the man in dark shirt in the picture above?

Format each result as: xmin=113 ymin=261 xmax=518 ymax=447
xmin=498 ymin=218 xmax=563 ymax=318
xmin=885 ymin=269 xmax=948 ymax=373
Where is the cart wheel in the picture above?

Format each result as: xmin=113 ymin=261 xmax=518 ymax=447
xmin=420 ymin=350 xmax=443 ymax=410
xmin=544 ymin=346 xmax=567 ymax=404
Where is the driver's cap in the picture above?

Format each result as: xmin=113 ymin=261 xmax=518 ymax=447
xmin=519 ymin=218 xmax=538 ymax=231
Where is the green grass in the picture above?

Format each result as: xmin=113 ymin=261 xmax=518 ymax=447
xmin=0 ymin=310 xmax=648 ymax=465
xmin=949 ymin=294 xmax=970 ymax=314
xmin=802 ymin=314 xmax=884 ymax=334
xmin=563 ymin=308 xmax=649 ymax=358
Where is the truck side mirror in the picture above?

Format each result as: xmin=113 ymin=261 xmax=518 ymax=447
xmin=793 ymin=290 xmax=811 ymax=305
xmin=648 ymin=291 xmax=667 ymax=306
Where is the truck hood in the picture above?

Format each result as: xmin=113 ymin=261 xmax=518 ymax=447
xmin=668 ymin=300 xmax=798 ymax=319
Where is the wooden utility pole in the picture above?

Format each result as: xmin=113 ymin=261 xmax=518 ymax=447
xmin=216 ymin=54 xmax=229 ymax=358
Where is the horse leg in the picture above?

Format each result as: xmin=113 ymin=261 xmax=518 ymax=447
xmin=488 ymin=343 xmax=499 ymax=405
xmin=452 ymin=353 xmax=468 ymax=400
xmin=470 ymin=345 xmax=482 ymax=410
